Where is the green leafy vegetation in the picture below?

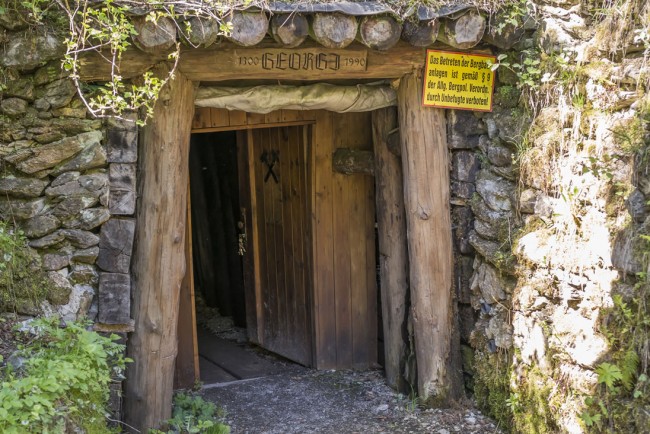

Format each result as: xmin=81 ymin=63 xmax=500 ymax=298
xmin=150 ymin=392 xmax=230 ymax=434
xmin=0 ymin=222 xmax=49 ymax=315
xmin=0 ymin=317 xmax=129 ymax=432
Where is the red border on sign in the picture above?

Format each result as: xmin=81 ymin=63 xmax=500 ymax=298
xmin=422 ymin=49 xmax=497 ymax=112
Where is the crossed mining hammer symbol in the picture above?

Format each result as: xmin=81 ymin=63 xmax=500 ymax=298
xmin=261 ymin=149 xmax=280 ymax=184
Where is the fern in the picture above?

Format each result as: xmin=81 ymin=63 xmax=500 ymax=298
xmin=619 ymin=349 xmax=640 ymax=392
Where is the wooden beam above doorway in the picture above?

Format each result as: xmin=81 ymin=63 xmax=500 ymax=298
xmin=78 ymin=40 xmax=425 ymax=82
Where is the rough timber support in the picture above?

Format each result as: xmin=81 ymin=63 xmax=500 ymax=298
xmin=124 ymin=68 xmax=196 ymax=431
xmin=397 ymin=72 xmax=461 ymax=405
xmin=372 ymin=107 xmax=409 ymax=392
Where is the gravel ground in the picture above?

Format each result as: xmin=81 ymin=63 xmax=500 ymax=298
xmin=201 ymin=360 xmax=503 ymax=434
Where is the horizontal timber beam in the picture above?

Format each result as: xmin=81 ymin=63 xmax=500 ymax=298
xmin=78 ymin=40 xmax=425 ymax=82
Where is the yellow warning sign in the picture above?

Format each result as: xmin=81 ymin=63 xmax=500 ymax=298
xmin=423 ymin=50 xmax=496 ymax=112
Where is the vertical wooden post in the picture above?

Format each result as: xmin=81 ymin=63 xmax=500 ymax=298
xmin=372 ymin=108 xmax=409 ymax=392
xmin=397 ymin=72 xmax=461 ymax=405
xmin=124 ymin=69 xmax=196 ymax=431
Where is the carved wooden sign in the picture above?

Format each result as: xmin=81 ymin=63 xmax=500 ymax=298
xmin=234 ymin=48 xmax=368 ymax=73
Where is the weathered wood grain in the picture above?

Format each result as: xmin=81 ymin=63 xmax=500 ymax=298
xmin=398 ymin=72 xmax=462 ymax=405
xmin=401 ymin=19 xmax=441 ymax=47
xmin=332 ymin=148 xmax=375 ymax=175
xmin=227 ymin=11 xmax=269 ymax=47
xmin=372 ymin=107 xmax=409 ymax=392
xmin=311 ymin=13 xmax=359 ymax=49
xmin=270 ymin=13 xmax=309 ymax=48
xmin=438 ymin=10 xmax=486 ymax=49
xmin=123 ymin=68 xmax=195 ymax=430
xmin=358 ymin=15 xmax=401 ymax=51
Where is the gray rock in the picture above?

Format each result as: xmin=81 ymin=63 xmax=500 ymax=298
xmin=51 ymin=118 xmax=102 ymax=135
xmin=491 ymin=107 xmax=530 ymax=145
xmin=97 ymin=218 xmax=136 ymax=274
xmin=487 ymin=143 xmax=513 ymax=167
xmin=5 ymin=77 xmax=35 ymax=100
xmin=22 ymin=214 xmax=61 ymax=238
xmin=0 ymin=31 xmax=65 ymax=70
xmin=109 ymin=163 xmax=136 ymax=215
xmin=43 ymin=252 xmax=70 ymax=271
xmin=471 ymin=262 xmax=509 ymax=303
xmin=0 ymin=176 xmax=48 ymax=198
xmin=72 ymin=246 xmax=99 ymax=264
xmin=0 ymin=9 xmax=27 ymax=30
xmin=447 ymin=110 xmax=485 ymax=149
xmin=519 ymin=189 xmax=538 ymax=214
xmin=626 ymin=189 xmax=648 ymax=223
xmin=452 ymin=206 xmax=474 ymax=255
xmin=69 ymin=263 xmax=100 ymax=286
xmin=14 ymin=131 xmax=102 ymax=174
xmin=33 ymin=98 xmax=50 ymax=111
xmin=51 ymin=196 xmax=99 ymax=218
xmin=1 ymin=98 xmax=28 ymax=116
xmin=50 ymin=171 xmax=80 ymax=187
xmin=468 ymin=231 xmax=513 ymax=271
xmin=35 ymin=79 xmax=76 ymax=109
xmin=106 ymin=124 xmax=138 ymax=163
xmin=57 ymin=284 xmax=95 ymax=321
xmin=451 ymin=181 xmax=476 ymax=200
xmin=74 ymin=207 xmax=111 ymax=230
xmin=28 ymin=231 xmax=66 ymax=249
xmin=451 ymin=151 xmax=480 ymax=183
xmin=46 ymin=271 xmax=73 ymax=305
xmin=61 ymin=229 xmax=100 ymax=248
xmin=99 ymin=272 xmax=132 ymax=324
xmin=45 ymin=172 xmax=107 ymax=198
xmin=537 ymin=16 xmax=578 ymax=54
xmin=486 ymin=306 xmax=513 ymax=349
xmin=51 ymin=141 xmax=107 ymax=175
xmin=475 ymin=170 xmax=514 ymax=211
xmin=611 ymin=220 xmax=650 ymax=276
xmin=0 ymin=197 xmax=45 ymax=220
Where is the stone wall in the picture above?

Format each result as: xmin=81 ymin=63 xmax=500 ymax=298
xmin=0 ymin=30 xmax=136 ymax=331
xmin=452 ymin=1 xmax=650 ymax=433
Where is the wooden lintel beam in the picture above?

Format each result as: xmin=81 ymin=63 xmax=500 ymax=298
xmin=332 ymin=148 xmax=374 ymax=175
xmin=78 ymin=40 xmax=425 ymax=82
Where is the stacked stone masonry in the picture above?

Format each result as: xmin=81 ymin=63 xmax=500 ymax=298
xmin=0 ymin=33 xmax=137 ymax=328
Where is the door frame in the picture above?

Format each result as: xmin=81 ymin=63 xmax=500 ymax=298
xmin=176 ymin=118 xmax=317 ymax=386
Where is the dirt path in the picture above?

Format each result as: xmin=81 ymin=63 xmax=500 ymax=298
xmin=201 ymin=365 xmax=502 ymax=434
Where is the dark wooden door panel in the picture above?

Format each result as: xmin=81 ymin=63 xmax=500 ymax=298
xmin=251 ymin=126 xmax=312 ymax=366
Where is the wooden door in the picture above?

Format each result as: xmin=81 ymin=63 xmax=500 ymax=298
xmin=248 ymin=126 xmax=312 ymax=366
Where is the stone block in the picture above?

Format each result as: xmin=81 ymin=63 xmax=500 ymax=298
xmin=451 ymin=151 xmax=480 ymax=183
xmin=29 ymin=231 xmax=65 ymax=249
xmin=62 ymin=207 xmax=110 ymax=231
xmin=61 ymin=229 xmax=100 ymax=248
xmin=15 ymin=131 xmax=102 ymax=174
xmin=51 ymin=141 xmax=107 ymax=175
xmin=97 ymin=218 xmax=135 ymax=274
xmin=447 ymin=110 xmax=485 ymax=149
xmin=0 ymin=197 xmax=46 ymax=220
xmin=452 ymin=206 xmax=474 ymax=255
xmin=451 ymin=181 xmax=475 ymax=200
xmin=0 ymin=31 xmax=64 ymax=71
xmin=98 ymin=272 xmax=131 ymax=324
xmin=109 ymin=163 xmax=136 ymax=215
xmin=106 ymin=125 xmax=138 ymax=163
xmin=0 ymin=176 xmax=49 ymax=198
xmin=22 ymin=214 xmax=61 ymax=238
